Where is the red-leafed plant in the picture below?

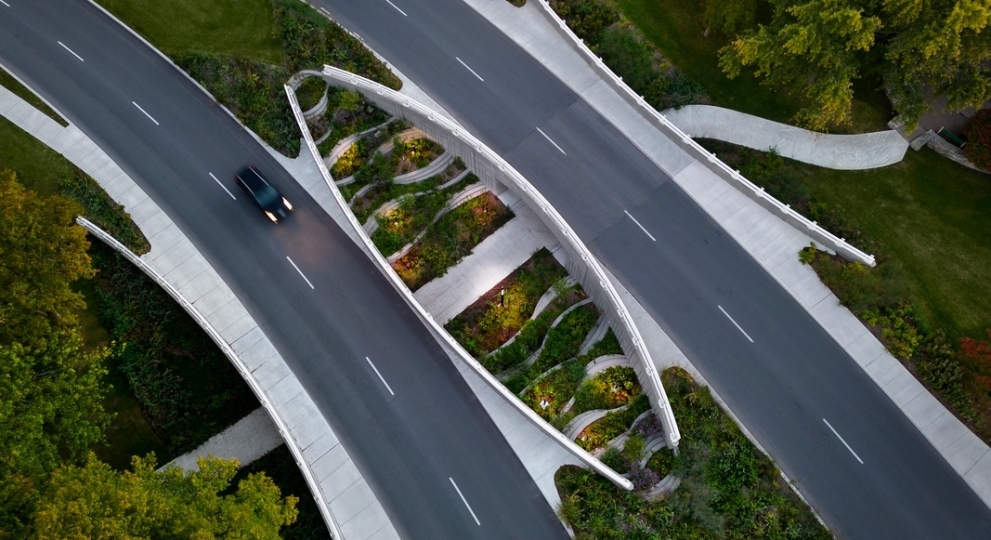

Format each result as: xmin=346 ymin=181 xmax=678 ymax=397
xmin=964 ymin=109 xmax=991 ymax=171
xmin=959 ymin=330 xmax=991 ymax=393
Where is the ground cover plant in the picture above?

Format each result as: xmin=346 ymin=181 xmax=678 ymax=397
xmin=610 ymin=0 xmax=892 ymax=133
xmin=550 ymin=0 xmax=706 ymax=111
xmin=504 ymin=303 xmax=602 ymax=394
xmin=315 ymin=92 xmax=399 ymax=157
xmin=700 ymin=138 xmax=991 ymax=442
xmin=0 ymin=68 xmax=66 ymax=126
xmin=574 ymin=394 xmax=650 ymax=451
xmin=353 ymin=159 xmax=466 ymax=223
xmin=295 ymin=76 xmax=326 ymax=111
xmin=101 ymin=0 xmax=400 ymax=157
xmin=446 ymin=248 xmax=568 ymax=357
xmin=571 ymin=366 xmax=641 ymax=413
xmin=234 ymin=445 xmax=331 ymax=540
xmin=394 ymin=137 xmax=444 ymax=174
xmin=481 ymin=285 xmax=588 ymax=373
xmin=89 ymin=242 xmax=259 ymax=458
xmin=521 ymin=331 xmax=625 ymax=424
xmin=370 ymin=176 xmax=473 ymax=256
xmin=555 ymin=368 xmax=831 ymax=539
xmin=392 ymin=192 xmax=514 ymax=290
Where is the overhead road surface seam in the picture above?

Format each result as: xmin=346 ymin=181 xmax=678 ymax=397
xmin=0 ymin=81 xmax=399 ymax=540
xmin=467 ymin=0 xmax=991 ymax=510
xmin=287 ymin=65 xmax=683 ymax=487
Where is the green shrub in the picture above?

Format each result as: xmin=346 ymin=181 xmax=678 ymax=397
xmin=646 ymin=447 xmax=675 ymax=478
xmin=575 ymin=394 xmax=650 ymax=451
xmin=571 ymin=366 xmax=641 ymax=414
xmin=522 ymin=359 xmax=587 ymax=421
xmin=862 ymin=304 xmax=921 ymax=360
xmin=599 ymin=27 xmax=658 ymax=92
xmin=295 ymin=76 xmax=326 ymax=111
xmin=481 ymin=287 xmax=586 ymax=373
xmin=532 ymin=303 xmax=601 ymax=374
xmin=964 ymin=108 xmax=991 ymax=171
xmin=59 ymin=172 xmax=149 ymax=255
xmin=550 ymin=0 xmax=618 ymax=45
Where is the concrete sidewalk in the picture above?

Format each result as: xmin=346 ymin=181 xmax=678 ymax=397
xmin=464 ymin=0 xmax=991 ymax=510
xmin=663 ymin=105 xmax=908 ymax=170
xmin=166 ymin=408 xmax=282 ymax=472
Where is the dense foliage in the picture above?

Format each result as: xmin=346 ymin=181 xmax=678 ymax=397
xmin=505 ymin=303 xmax=602 ymax=393
xmin=33 ymin=455 xmax=297 ymax=539
xmin=964 ymin=108 xmax=991 ymax=171
xmin=717 ymin=0 xmax=991 ymax=130
xmin=176 ymin=0 xmax=401 ymax=157
xmin=89 ymin=243 xmax=259 ymax=456
xmin=550 ymin=0 xmax=706 ymax=109
xmin=446 ymin=248 xmax=568 ymax=357
xmin=556 ymin=368 xmax=832 ymax=539
xmin=393 ymin=192 xmax=514 ymax=290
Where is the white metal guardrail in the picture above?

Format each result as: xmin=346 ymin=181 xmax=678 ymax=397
xmin=76 ymin=217 xmax=346 ymax=539
xmin=290 ymin=65 xmax=681 ymax=489
xmin=532 ymin=0 xmax=875 ymax=267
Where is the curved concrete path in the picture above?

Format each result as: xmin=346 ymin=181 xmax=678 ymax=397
xmin=663 ymin=105 xmax=909 ymax=170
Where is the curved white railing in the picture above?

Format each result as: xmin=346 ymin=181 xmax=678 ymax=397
xmin=77 ymin=217 xmax=346 ymax=539
xmin=532 ymin=0 xmax=875 ymax=267
xmin=291 ymin=65 xmax=682 ymax=489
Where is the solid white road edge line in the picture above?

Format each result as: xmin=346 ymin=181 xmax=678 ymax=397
xmin=383 ymin=0 xmax=408 ymax=16
xmin=455 ymin=57 xmax=485 ymax=82
xmin=286 ymin=256 xmax=315 ymax=290
xmin=449 ymin=478 xmax=481 ymax=526
xmin=0 ymin=1 xmax=10 ymax=8
xmin=717 ymin=305 xmax=754 ymax=343
xmin=365 ymin=357 xmax=395 ymax=396
xmin=131 ymin=101 xmax=159 ymax=125
xmin=823 ymin=418 xmax=865 ymax=465
xmin=58 ymin=41 xmax=84 ymax=62
xmin=623 ymin=210 xmax=657 ymax=242
xmin=535 ymin=127 xmax=567 ymax=155
xmin=209 ymin=172 xmax=236 ymax=200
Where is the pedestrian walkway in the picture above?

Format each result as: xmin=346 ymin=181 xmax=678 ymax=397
xmin=166 ymin=408 xmax=282 ymax=472
xmin=463 ymin=0 xmax=991 ymax=510
xmin=0 ymin=75 xmax=401 ymax=540
xmin=414 ymin=190 xmax=560 ymax=324
xmin=662 ymin=105 xmax=908 ymax=170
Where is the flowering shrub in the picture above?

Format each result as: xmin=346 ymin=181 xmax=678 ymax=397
xmin=964 ymin=109 xmax=991 ymax=171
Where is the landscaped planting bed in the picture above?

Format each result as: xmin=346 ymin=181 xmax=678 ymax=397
xmin=504 ymin=303 xmax=603 ymax=394
xmin=369 ymin=174 xmax=475 ymax=256
xmin=555 ymin=368 xmax=831 ymax=539
xmin=394 ymin=137 xmax=444 ymax=175
xmin=352 ymin=159 xmax=467 ymax=223
xmin=521 ymin=331 xmax=624 ymax=424
xmin=571 ymin=366 xmax=641 ymax=413
xmin=295 ymin=76 xmax=326 ymax=111
xmin=481 ymin=285 xmax=587 ymax=373
xmin=446 ymin=248 xmax=568 ymax=357
xmin=314 ymin=90 xmax=397 ymax=158
xmin=392 ymin=192 xmax=514 ymax=290
xmin=574 ymin=394 xmax=650 ymax=451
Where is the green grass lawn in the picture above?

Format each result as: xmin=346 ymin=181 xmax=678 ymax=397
xmin=0 ymin=116 xmax=167 ymax=470
xmin=614 ymin=0 xmax=892 ymax=133
xmin=798 ymin=149 xmax=991 ymax=340
xmin=97 ymin=0 xmax=283 ymax=63
xmin=0 ymin=68 xmax=66 ymax=126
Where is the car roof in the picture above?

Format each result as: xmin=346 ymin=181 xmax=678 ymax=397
xmin=236 ymin=166 xmax=281 ymax=207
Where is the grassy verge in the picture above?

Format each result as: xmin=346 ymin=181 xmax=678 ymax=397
xmin=99 ymin=0 xmax=400 ymax=157
xmin=504 ymin=303 xmax=602 ymax=394
xmin=0 ymin=68 xmax=67 ymax=126
xmin=392 ymin=192 xmax=514 ymax=290
xmin=446 ymin=248 xmax=568 ymax=357
xmin=612 ymin=0 xmax=892 ymax=132
xmin=555 ymin=368 xmax=831 ymax=539
xmin=89 ymin=243 xmax=259 ymax=460
xmin=702 ymin=138 xmax=991 ymax=441
xmin=0 ymin=117 xmax=148 ymax=253
xmin=234 ymin=445 xmax=331 ymax=540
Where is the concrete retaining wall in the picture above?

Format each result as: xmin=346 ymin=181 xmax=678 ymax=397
xmin=307 ymin=65 xmax=681 ymax=474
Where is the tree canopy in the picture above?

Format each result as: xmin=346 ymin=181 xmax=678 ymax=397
xmin=716 ymin=0 xmax=991 ymax=130
xmin=33 ymin=455 xmax=298 ymax=540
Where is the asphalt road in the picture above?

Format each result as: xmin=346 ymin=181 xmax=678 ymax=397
xmin=0 ymin=2 xmax=570 ymax=538
xmin=316 ymin=1 xmax=991 ymax=538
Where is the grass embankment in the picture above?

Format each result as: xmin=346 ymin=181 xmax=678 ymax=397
xmin=98 ymin=0 xmax=400 ymax=157
xmin=446 ymin=248 xmax=568 ymax=357
xmin=612 ymin=0 xmax=892 ymax=133
xmin=393 ymin=192 xmax=514 ymax=290
xmin=0 ymin=68 xmax=67 ymax=126
xmin=555 ymin=368 xmax=831 ymax=539
xmin=703 ymin=139 xmax=991 ymax=441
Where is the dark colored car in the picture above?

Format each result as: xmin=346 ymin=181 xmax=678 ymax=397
xmin=234 ymin=165 xmax=293 ymax=223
